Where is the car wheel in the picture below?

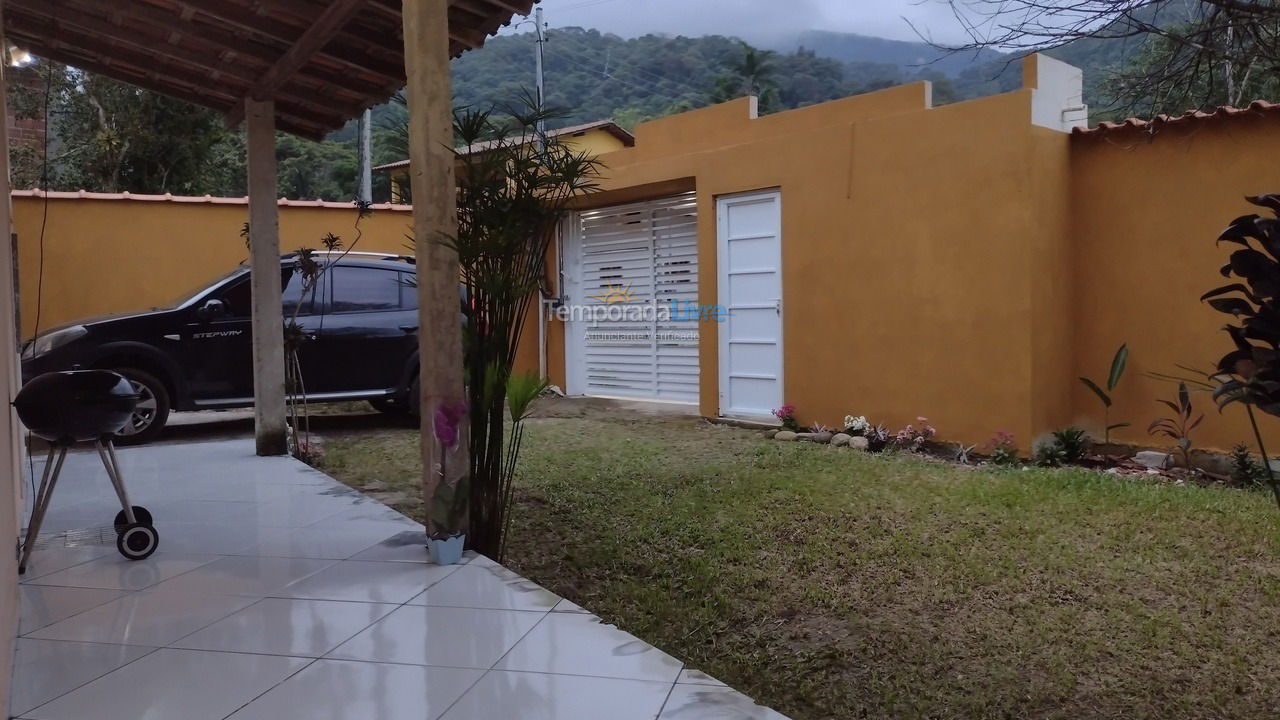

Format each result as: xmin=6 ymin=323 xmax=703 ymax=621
xmin=111 ymin=368 xmax=171 ymax=446
xmin=369 ymin=396 xmax=410 ymax=415
xmin=407 ymin=375 xmax=421 ymax=420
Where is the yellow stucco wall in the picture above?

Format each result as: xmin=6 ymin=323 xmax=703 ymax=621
xmin=548 ymin=81 xmax=1068 ymax=448
xmin=1070 ymin=117 xmax=1280 ymax=452
xmin=12 ymin=196 xmax=414 ymax=338
xmin=540 ymin=57 xmax=1280 ymax=452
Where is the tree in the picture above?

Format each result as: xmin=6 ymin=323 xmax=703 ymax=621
xmin=711 ymin=41 xmax=781 ymax=111
xmin=931 ymin=0 xmax=1280 ymax=115
xmin=22 ymin=62 xmax=243 ymax=194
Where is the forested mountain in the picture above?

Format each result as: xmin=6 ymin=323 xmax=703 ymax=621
xmin=12 ymin=9 xmax=1208 ymax=202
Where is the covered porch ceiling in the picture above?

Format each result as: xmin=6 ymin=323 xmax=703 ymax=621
xmin=4 ymin=0 xmax=535 ymax=139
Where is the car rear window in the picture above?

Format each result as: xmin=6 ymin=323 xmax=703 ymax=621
xmin=329 ymin=266 xmax=402 ymax=313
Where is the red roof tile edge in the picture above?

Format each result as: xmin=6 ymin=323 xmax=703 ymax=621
xmin=1073 ymin=100 xmax=1280 ymax=137
xmin=10 ymin=189 xmax=413 ymax=211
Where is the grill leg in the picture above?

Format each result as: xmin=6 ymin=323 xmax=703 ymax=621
xmin=96 ymin=440 xmax=135 ymax=526
xmin=18 ymin=445 xmax=69 ymax=575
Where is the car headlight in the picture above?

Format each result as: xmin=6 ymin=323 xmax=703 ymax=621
xmin=23 ymin=325 xmax=87 ymax=360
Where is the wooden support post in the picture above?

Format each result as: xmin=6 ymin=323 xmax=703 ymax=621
xmin=245 ymin=98 xmax=288 ymax=456
xmin=403 ymin=0 xmax=466 ymax=537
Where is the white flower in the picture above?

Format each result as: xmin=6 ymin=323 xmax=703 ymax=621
xmin=843 ymin=415 xmax=868 ymax=432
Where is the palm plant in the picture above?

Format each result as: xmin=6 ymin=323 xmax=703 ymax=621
xmin=446 ymin=101 xmax=602 ymax=557
xmin=1148 ymin=382 xmax=1203 ymax=468
xmin=1079 ymin=344 xmax=1130 ymax=443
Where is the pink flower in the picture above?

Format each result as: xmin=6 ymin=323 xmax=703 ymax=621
xmin=433 ymin=401 xmax=468 ymax=449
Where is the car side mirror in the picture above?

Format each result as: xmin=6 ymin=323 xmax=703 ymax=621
xmin=197 ymin=298 xmax=227 ymax=321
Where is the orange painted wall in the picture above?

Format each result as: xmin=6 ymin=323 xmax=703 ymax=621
xmin=1070 ymin=117 xmax=1280 ymax=451
xmin=548 ymin=81 xmax=1070 ymax=446
xmin=11 ymin=196 xmax=414 ymax=338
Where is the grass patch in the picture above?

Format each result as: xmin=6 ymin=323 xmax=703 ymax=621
xmin=321 ymin=411 xmax=1280 ymax=720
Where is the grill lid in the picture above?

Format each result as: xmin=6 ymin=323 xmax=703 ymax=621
xmin=14 ymin=370 xmax=140 ymax=443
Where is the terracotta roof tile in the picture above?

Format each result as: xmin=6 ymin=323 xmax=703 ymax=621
xmin=1073 ymin=100 xmax=1280 ymax=137
xmin=10 ymin=189 xmax=412 ymax=211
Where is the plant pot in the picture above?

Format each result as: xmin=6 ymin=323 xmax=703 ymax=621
xmin=427 ymin=533 xmax=466 ymax=565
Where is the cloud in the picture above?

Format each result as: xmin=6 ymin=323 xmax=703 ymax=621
xmin=529 ymin=0 xmax=974 ymax=46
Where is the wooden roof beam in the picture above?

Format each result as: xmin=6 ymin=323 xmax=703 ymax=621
xmin=6 ymin=12 xmax=359 ymax=134
xmin=180 ymin=0 xmax=406 ymax=80
xmin=6 ymin=30 xmax=331 ymax=140
xmin=225 ymin=0 xmax=366 ymax=126
xmin=13 ymin=0 xmax=389 ymax=101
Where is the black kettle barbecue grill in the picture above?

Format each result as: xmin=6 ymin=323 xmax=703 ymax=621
xmin=14 ymin=370 xmax=159 ymax=573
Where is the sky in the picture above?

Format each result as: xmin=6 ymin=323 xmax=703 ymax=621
xmin=514 ymin=0 xmax=977 ymax=46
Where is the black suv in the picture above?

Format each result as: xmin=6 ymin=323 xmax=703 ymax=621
xmin=21 ymin=253 xmax=421 ymax=444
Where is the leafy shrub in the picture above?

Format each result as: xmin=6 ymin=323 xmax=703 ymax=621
xmin=772 ymin=404 xmax=800 ymax=432
xmin=987 ymin=430 xmax=1020 ymax=466
xmin=809 ymin=422 xmax=829 ymax=434
xmin=1203 ymin=195 xmax=1280 ymax=417
xmin=1147 ymin=382 xmax=1203 ymax=468
xmin=1032 ymin=436 xmax=1068 ymax=467
xmin=1229 ymin=443 xmax=1267 ymax=488
xmin=894 ymin=417 xmax=937 ymax=453
xmin=1051 ymin=427 xmax=1092 ymax=463
xmin=864 ymin=423 xmax=892 ymax=452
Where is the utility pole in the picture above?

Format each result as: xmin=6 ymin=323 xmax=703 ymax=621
xmin=358 ymin=107 xmax=372 ymax=203
xmin=534 ymin=6 xmax=547 ymax=148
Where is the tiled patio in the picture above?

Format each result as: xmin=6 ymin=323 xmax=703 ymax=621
xmin=10 ymin=436 xmax=787 ymax=719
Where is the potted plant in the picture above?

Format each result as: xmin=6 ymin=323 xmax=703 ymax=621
xmin=427 ymin=401 xmax=468 ymax=565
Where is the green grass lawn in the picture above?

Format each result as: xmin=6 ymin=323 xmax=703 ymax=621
xmin=321 ymin=409 xmax=1280 ymax=720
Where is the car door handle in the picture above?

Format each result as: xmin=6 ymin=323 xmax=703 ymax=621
xmin=399 ymin=325 xmax=418 ymax=333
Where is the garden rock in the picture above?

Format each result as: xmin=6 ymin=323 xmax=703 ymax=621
xmin=775 ymin=431 xmax=797 ymax=441
xmin=763 ymin=429 xmax=779 ymax=439
xmin=795 ymin=433 xmax=816 ymax=442
xmin=1134 ymin=451 xmax=1173 ymax=470
xmin=849 ymin=436 xmax=870 ymax=451
xmin=831 ymin=433 xmax=851 ymax=447
xmin=810 ymin=432 xmax=834 ymax=444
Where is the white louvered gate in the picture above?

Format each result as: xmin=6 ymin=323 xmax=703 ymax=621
xmin=564 ymin=193 xmax=699 ymax=403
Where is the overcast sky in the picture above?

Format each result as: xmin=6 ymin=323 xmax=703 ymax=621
xmin=514 ymin=0 xmax=976 ymax=46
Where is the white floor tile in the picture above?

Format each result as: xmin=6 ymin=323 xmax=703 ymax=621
xmin=173 ymin=598 xmax=397 ymax=657
xmin=25 ymin=590 xmax=258 ymax=647
xmin=24 ymin=553 xmax=218 ymax=592
xmin=9 ymin=639 xmax=152 ymax=717
xmin=551 ymin=598 xmax=591 ymax=614
xmin=234 ymin=521 xmax=409 ymax=560
xmin=226 ymin=659 xmax=483 ymax=720
xmin=19 ymin=586 xmax=128 ymax=635
xmin=147 ymin=556 xmax=335 ymax=597
xmin=21 ymin=648 xmax=309 ymax=720
xmin=496 ymin=612 xmax=683 ymax=683
xmin=350 ymin=530 xmax=433 ymax=563
xmin=327 ymin=605 xmax=545 ymax=668
xmin=280 ymin=560 xmax=458 ymax=604
xmin=677 ymin=668 xmax=727 ymax=687
xmin=439 ymin=670 xmax=672 ymax=720
xmin=658 ymin=683 xmax=790 ymax=719
xmin=19 ymin=547 xmax=113 ymax=582
xmin=149 ymin=521 xmax=263 ymax=555
xmin=408 ymin=564 xmax=561 ymax=611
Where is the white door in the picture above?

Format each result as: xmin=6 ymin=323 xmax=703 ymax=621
xmin=717 ymin=190 xmax=783 ymax=419
xmin=564 ymin=193 xmax=699 ymax=403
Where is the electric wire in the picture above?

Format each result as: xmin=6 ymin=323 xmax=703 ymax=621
xmin=25 ymin=61 xmax=54 ymax=510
